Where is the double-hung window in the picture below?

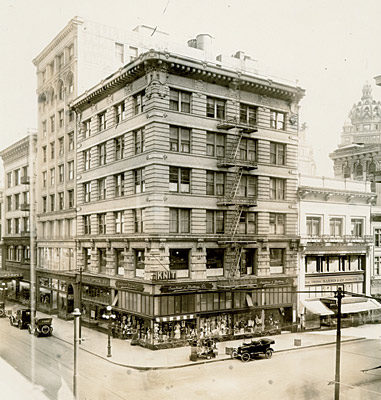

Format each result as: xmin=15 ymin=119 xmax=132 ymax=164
xmin=206 ymin=210 xmax=225 ymax=234
xmin=269 ymin=213 xmax=285 ymax=235
xmin=169 ymin=126 xmax=190 ymax=153
xmin=115 ymin=211 xmax=124 ymax=234
xmin=98 ymin=112 xmax=106 ymax=131
xmin=134 ymin=209 xmax=145 ymax=233
xmin=98 ymin=213 xmax=106 ymax=234
xmin=238 ymin=211 xmax=256 ymax=234
xmin=269 ymin=178 xmax=285 ymax=200
xmin=134 ymin=129 xmax=145 ymax=154
xmin=114 ymin=173 xmax=125 ymax=197
xmin=169 ymin=167 xmax=190 ymax=193
xmin=206 ymin=171 xmax=225 ymax=196
xmin=169 ymin=208 xmax=190 ymax=233
xmin=83 ymin=120 xmax=91 ymax=138
xmin=270 ymin=110 xmax=285 ymax=130
xmin=133 ymin=90 xmax=145 ymax=114
xmin=115 ymin=102 xmax=126 ymax=124
xmin=98 ymin=143 xmax=106 ymax=166
xmin=306 ymin=217 xmax=321 ymax=236
xmin=206 ymin=97 xmax=226 ymax=119
xmin=330 ymin=218 xmax=343 ymax=237
xmin=169 ymin=89 xmax=191 ymax=113
xmin=239 ymin=138 xmax=257 ymax=161
xmin=206 ymin=132 xmax=225 ymax=157
xmin=238 ymin=175 xmax=257 ymax=198
xmin=134 ymin=168 xmax=145 ymax=193
xmin=115 ymin=136 xmax=125 ymax=160
xmin=84 ymin=182 xmax=91 ymax=203
xmin=270 ymin=142 xmax=286 ymax=165
xmin=83 ymin=149 xmax=91 ymax=170
xmin=351 ymin=218 xmax=363 ymax=237
xmin=239 ymin=103 xmax=257 ymax=125
xmin=98 ymin=178 xmax=106 ymax=200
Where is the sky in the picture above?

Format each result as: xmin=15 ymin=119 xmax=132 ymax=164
xmin=1 ymin=0 xmax=381 ymax=180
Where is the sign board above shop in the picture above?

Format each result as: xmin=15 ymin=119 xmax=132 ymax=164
xmin=151 ymin=271 xmax=177 ymax=280
xmin=160 ymin=282 xmax=213 ymax=293
xmin=305 ymin=275 xmax=363 ymax=286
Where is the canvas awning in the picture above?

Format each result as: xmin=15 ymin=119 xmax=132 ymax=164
xmin=302 ymin=299 xmax=334 ymax=316
xmin=341 ymin=299 xmax=381 ymax=314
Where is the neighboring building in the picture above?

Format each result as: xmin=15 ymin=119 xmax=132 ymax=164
xmin=330 ymin=83 xmax=381 ymax=184
xmin=71 ymin=42 xmax=304 ymax=348
xmin=298 ymin=122 xmax=316 ymax=176
xmin=32 ymin=17 xmax=178 ymax=318
xmin=298 ymin=175 xmax=379 ymax=329
xmin=0 ymin=135 xmax=36 ymax=303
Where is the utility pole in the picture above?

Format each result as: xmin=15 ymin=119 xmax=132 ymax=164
xmin=334 ymin=287 xmax=344 ymax=400
xmin=72 ymin=308 xmax=81 ymax=399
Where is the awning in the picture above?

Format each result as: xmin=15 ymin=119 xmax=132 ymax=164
xmin=302 ymin=299 xmax=334 ymax=316
xmin=341 ymin=299 xmax=381 ymax=314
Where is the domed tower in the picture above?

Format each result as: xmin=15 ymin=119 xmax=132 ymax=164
xmin=330 ymin=83 xmax=381 ymax=184
xmin=339 ymin=82 xmax=381 ymax=147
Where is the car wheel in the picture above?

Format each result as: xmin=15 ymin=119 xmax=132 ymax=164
xmin=231 ymin=350 xmax=238 ymax=359
xmin=41 ymin=325 xmax=50 ymax=335
xmin=241 ymin=353 xmax=251 ymax=362
xmin=265 ymin=350 xmax=273 ymax=359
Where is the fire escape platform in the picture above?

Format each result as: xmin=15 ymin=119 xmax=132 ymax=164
xmin=217 ymin=158 xmax=258 ymax=169
xmin=217 ymin=120 xmax=258 ymax=133
xmin=217 ymin=197 xmax=257 ymax=206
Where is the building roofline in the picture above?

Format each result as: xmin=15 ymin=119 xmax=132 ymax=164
xmin=71 ymin=49 xmax=305 ymax=110
xmin=32 ymin=16 xmax=83 ymax=67
xmin=0 ymin=134 xmax=37 ymax=160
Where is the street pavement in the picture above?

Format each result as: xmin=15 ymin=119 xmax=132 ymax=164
xmin=10 ymin=303 xmax=376 ymax=370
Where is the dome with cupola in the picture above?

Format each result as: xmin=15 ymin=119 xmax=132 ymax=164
xmin=339 ymin=83 xmax=381 ymax=147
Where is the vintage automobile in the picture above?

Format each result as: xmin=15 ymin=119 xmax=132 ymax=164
xmin=28 ymin=317 xmax=53 ymax=337
xmin=0 ymin=302 xmax=6 ymax=318
xmin=9 ymin=309 xmax=33 ymax=329
xmin=189 ymin=338 xmax=218 ymax=361
xmin=230 ymin=338 xmax=275 ymax=362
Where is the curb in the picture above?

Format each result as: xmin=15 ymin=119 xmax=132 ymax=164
xmin=53 ymin=334 xmax=368 ymax=371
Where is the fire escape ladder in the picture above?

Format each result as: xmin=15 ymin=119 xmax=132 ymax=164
xmin=230 ymin=205 xmax=243 ymax=237
xmin=229 ymin=245 xmax=243 ymax=279
xmin=227 ymin=167 xmax=244 ymax=202
xmin=229 ymin=130 xmax=244 ymax=161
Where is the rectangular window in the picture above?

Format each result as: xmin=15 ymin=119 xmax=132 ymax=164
xmin=115 ymin=102 xmax=126 ymax=124
xmin=169 ymin=208 xmax=190 ymax=233
xmin=14 ymin=194 xmax=20 ymax=210
xmin=169 ymin=249 xmax=190 ymax=271
xmin=58 ymin=164 xmax=64 ymax=183
xmin=134 ymin=128 xmax=145 ymax=154
xmin=68 ymin=190 xmax=74 ymax=208
xmin=169 ymin=167 xmax=190 ymax=193
xmin=7 ymin=219 xmax=12 ymax=234
xmin=206 ymin=132 xmax=225 ymax=157
xmin=58 ymin=192 xmax=64 ymax=210
xmin=375 ymin=256 xmax=381 ymax=276
xmin=7 ymin=172 xmax=12 ymax=188
xmin=58 ymin=137 xmax=64 ymax=156
xmin=115 ymin=249 xmax=124 ymax=275
xmin=98 ymin=143 xmax=106 ymax=166
xmin=50 ymin=142 xmax=55 ymax=159
xmin=206 ymin=97 xmax=226 ymax=119
xmin=50 ymin=115 xmax=55 ymax=133
xmin=42 ymin=196 xmax=47 ymax=213
xmin=83 ymin=215 xmax=91 ymax=234
xmin=98 ymin=112 xmax=106 ymax=131
xmin=206 ymin=171 xmax=225 ymax=195
xmin=115 ymin=211 xmax=124 ymax=234
xmin=270 ymin=142 xmax=286 ymax=165
xmin=59 ymin=109 xmax=64 ymax=128
xmin=169 ymin=126 xmax=191 ymax=153
xmin=269 ymin=248 xmax=284 ymax=270
xmin=206 ymin=248 xmax=224 ymax=270
xmin=239 ymin=138 xmax=257 ymax=161
xmin=68 ymin=132 xmax=74 ymax=151
xmin=133 ymin=90 xmax=145 ymax=115
xmin=42 ymin=120 xmax=47 ymax=136
xmin=238 ymin=175 xmax=257 ymax=198
xmin=42 ymin=171 xmax=47 ymax=188
xmin=306 ymin=217 xmax=321 ymax=236
xmin=50 ymin=194 xmax=55 ymax=212
xmin=239 ymin=103 xmax=257 ymax=126
xmin=83 ymin=120 xmax=91 ymax=138
xmin=129 ymin=46 xmax=138 ymax=61
xmin=351 ymin=219 xmax=364 ymax=237
xmin=135 ymin=249 xmax=145 ymax=275
xmin=238 ymin=211 xmax=257 ymax=234
xmin=23 ymin=217 xmax=30 ymax=233
xmin=169 ymin=88 xmax=191 ymax=113
xmin=270 ymin=110 xmax=285 ymax=130
xmin=115 ymin=136 xmax=125 ymax=160
xmin=7 ymin=196 xmax=11 ymax=211
xmin=50 ymin=168 xmax=55 ymax=186
xmin=98 ymin=213 xmax=106 ymax=234
xmin=68 ymin=161 xmax=74 ymax=180
xmin=114 ymin=173 xmax=125 ymax=197
xmin=269 ymin=213 xmax=285 ymax=235
xmin=269 ymin=178 xmax=285 ymax=200
xmin=134 ymin=168 xmax=145 ymax=193
xmin=206 ymin=210 xmax=225 ymax=234
xmin=241 ymin=249 xmax=257 ymax=275
xmin=42 ymin=146 xmax=47 ymax=162
xmin=98 ymin=249 xmax=107 ymax=273
xmin=14 ymin=218 xmax=20 ymax=234
xmin=98 ymin=178 xmax=106 ymax=200
xmin=83 ymin=149 xmax=91 ymax=170
xmin=115 ymin=43 xmax=124 ymax=63
xmin=375 ymin=228 xmax=381 ymax=246
xmin=57 ymin=53 xmax=64 ymax=70
xmin=84 ymin=182 xmax=91 ymax=203
xmin=330 ymin=218 xmax=343 ymax=237
xmin=134 ymin=209 xmax=145 ymax=233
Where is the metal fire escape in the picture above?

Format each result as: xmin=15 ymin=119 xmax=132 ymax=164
xmin=216 ymin=115 xmax=258 ymax=280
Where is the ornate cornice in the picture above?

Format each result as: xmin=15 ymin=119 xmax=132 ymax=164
xmin=71 ymin=49 xmax=305 ymax=110
xmin=0 ymin=134 xmax=37 ymax=164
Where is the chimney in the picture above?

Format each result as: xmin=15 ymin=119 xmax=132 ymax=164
xmin=187 ymin=33 xmax=214 ymax=59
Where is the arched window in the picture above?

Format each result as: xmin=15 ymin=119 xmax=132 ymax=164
xmin=354 ymin=163 xmax=363 ymax=180
xmin=368 ymin=161 xmax=376 ymax=176
xmin=342 ymin=163 xmax=350 ymax=179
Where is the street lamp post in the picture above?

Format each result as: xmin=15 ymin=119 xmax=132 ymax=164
xmin=102 ymin=305 xmax=116 ymax=358
xmin=72 ymin=308 xmax=81 ymax=399
xmin=334 ymin=287 xmax=344 ymax=400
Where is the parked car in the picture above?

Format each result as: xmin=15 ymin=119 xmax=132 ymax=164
xmin=28 ymin=317 xmax=53 ymax=337
xmin=0 ymin=302 xmax=5 ymax=318
xmin=9 ymin=309 xmax=33 ymax=329
xmin=231 ymin=338 xmax=275 ymax=362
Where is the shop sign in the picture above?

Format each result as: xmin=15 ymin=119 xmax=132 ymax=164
xmin=0 ymin=272 xmax=23 ymax=279
xmin=305 ymin=275 xmax=363 ymax=285
xmin=152 ymin=271 xmax=176 ymax=280
xmin=258 ymin=278 xmax=293 ymax=287
xmin=160 ymin=282 xmax=213 ymax=293
xmin=115 ymin=280 xmax=144 ymax=292
xmin=82 ymin=276 xmax=109 ymax=286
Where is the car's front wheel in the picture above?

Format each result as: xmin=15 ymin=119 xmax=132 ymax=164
xmin=231 ymin=350 xmax=238 ymax=359
xmin=241 ymin=353 xmax=251 ymax=362
xmin=265 ymin=349 xmax=273 ymax=359
xmin=41 ymin=325 xmax=50 ymax=335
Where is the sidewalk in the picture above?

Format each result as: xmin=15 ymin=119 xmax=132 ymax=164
xmin=26 ymin=308 xmax=372 ymax=370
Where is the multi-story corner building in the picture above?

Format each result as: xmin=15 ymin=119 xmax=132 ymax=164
xmin=0 ymin=135 xmax=36 ymax=303
xmin=32 ymin=17 xmax=173 ymax=318
xmin=298 ymin=175 xmax=380 ymax=329
xmin=71 ymin=41 xmax=304 ymax=348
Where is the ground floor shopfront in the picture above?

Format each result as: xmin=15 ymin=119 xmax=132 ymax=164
xmin=75 ymin=276 xmax=297 ymax=349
